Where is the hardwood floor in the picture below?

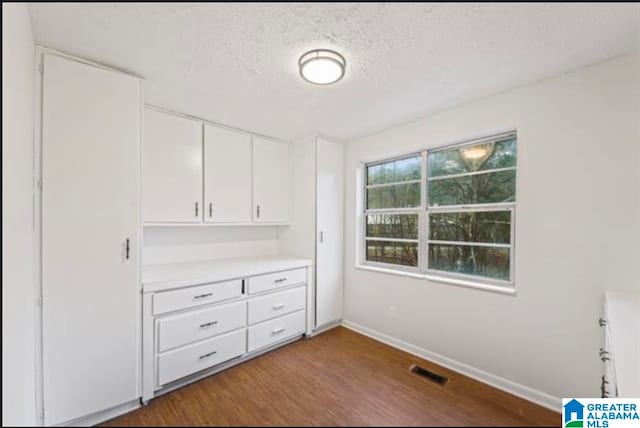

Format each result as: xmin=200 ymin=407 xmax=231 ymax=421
xmin=104 ymin=327 xmax=560 ymax=426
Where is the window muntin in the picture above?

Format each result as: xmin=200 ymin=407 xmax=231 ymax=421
xmin=362 ymin=132 xmax=516 ymax=287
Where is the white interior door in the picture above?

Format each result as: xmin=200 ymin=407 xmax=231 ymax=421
xmin=252 ymin=137 xmax=290 ymax=223
xmin=203 ymin=125 xmax=252 ymax=223
xmin=41 ymin=54 xmax=140 ymax=425
xmin=143 ymin=109 xmax=202 ymax=223
xmin=315 ymin=137 xmax=344 ymax=327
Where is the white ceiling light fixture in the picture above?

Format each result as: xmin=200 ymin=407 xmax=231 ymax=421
xmin=299 ymin=49 xmax=346 ymax=85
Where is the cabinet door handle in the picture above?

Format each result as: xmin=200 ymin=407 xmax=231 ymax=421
xmin=199 ymin=321 xmax=218 ymax=328
xmin=125 ymin=238 xmax=130 ymax=260
xmin=272 ymin=328 xmax=285 ymax=335
xmin=193 ymin=293 xmax=213 ymax=300
xmin=256 ymin=205 xmax=260 ymax=218
xmin=195 ymin=202 xmax=199 ymax=217
xmin=598 ymin=317 xmax=607 ymax=327
xmin=199 ymin=351 xmax=217 ymax=360
xmin=274 ymin=278 xmax=287 ymax=283
xmin=319 ymin=230 xmax=324 ymax=243
xmin=209 ymin=203 xmax=213 ymax=218
xmin=272 ymin=304 xmax=285 ymax=310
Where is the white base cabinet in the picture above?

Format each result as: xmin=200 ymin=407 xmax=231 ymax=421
xmin=142 ymin=258 xmax=312 ymax=401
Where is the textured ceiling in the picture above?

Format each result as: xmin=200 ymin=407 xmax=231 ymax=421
xmin=28 ymin=3 xmax=640 ymax=141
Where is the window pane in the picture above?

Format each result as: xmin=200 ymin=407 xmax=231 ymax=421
xmin=428 ymin=137 xmax=516 ymax=178
xmin=367 ymin=182 xmax=421 ymax=209
xmin=366 ymin=214 xmax=418 ymax=239
xmin=367 ymin=155 xmax=421 ymax=185
xmin=366 ymin=240 xmax=418 ymax=267
xmin=428 ymin=169 xmax=515 ymax=207
xmin=428 ymin=244 xmax=510 ymax=281
xmin=429 ymin=211 xmax=511 ymax=244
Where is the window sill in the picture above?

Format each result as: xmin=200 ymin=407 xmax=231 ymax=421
xmin=355 ymin=264 xmax=516 ymax=296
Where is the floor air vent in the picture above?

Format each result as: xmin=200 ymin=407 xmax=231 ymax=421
xmin=410 ymin=364 xmax=448 ymax=385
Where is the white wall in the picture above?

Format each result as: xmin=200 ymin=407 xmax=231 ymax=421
xmin=2 ymin=3 xmax=37 ymax=426
xmin=143 ymin=226 xmax=280 ymax=265
xmin=344 ymin=53 xmax=640 ymax=405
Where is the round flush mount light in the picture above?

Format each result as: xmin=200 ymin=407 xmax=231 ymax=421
xmin=299 ymin=49 xmax=346 ymax=85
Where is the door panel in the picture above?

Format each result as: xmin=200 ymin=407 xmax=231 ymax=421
xmin=41 ymin=54 xmax=140 ymax=425
xmin=143 ymin=109 xmax=202 ymax=223
xmin=315 ymin=138 xmax=344 ymax=327
xmin=252 ymin=137 xmax=290 ymax=223
xmin=203 ymin=125 xmax=252 ymax=223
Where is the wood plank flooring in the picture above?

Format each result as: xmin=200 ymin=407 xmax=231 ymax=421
xmin=104 ymin=327 xmax=560 ymax=426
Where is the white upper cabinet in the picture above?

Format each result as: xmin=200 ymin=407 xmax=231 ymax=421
xmin=203 ymin=125 xmax=252 ymax=223
xmin=252 ymin=137 xmax=291 ymax=223
xmin=143 ymin=109 xmax=203 ymax=223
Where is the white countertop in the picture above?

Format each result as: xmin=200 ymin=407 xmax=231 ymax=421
xmin=605 ymin=291 xmax=640 ymax=397
xmin=142 ymin=255 xmax=313 ymax=293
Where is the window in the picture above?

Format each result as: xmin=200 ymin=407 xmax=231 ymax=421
xmin=362 ymin=132 xmax=517 ymax=288
xmin=364 ymin=155 xmax=422 ymax=268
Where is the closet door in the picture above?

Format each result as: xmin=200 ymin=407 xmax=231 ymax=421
xmin=143 ymin=109 xmax=202 ymax=223
xmin=252 ymin=137 xmax=290 ymax=223
xmin=41 ymin=54 xmax=140 ymax=425
xmin=203 ymin=125 xmax=252 ymax=223
xmin=315 ymin=138 xmax=344 ymax=327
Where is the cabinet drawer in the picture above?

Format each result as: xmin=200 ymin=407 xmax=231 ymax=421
xmin=154 ymin=279 xmax=243 ymax=315
xmin=248 ymin=286 xmax=306 ymax=325
xmin=158 ymin=329 xmax=246 ymax=386
xmin=247 ymin=310 xmax=305 ymax=353
xmin=248 ymin=268 xmax=306 ymax=295
xmin=158 ymin=301 xmax=246 ymax=352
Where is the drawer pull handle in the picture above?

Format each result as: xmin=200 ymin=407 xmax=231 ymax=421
xmin=274 ymin=278 xmax=288 ymax=283
xmin=194 ymin=293 xmax=213 ymax=300
xmin=599 ymin=348 xmax=609 ymax=357
xmin=199 ymin=351 xmax=217 ymax=360
xmin=273 ymin=304 xmax=286 ymax=310
xmin=598 ymin=317 xmax=607 ymax=327
xmin=200 ymin=321 xmax=218 ymax=328
xmin=272 ymin=328 xmax=286 ymax=335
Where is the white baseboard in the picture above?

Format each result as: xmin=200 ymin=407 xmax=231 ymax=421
xmin=341 ymin=320 xmax=561 ymax=412
xmin=57 ymin=399 xmax=140 ymax=427
xmin=311 ymin=319 xmax=342 ymax=337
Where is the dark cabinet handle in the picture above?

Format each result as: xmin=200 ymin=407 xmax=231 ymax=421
xmin=199 ymin=321 xmax=218 ymax=328
xmin=256 ymin=205 xmax=260 ymax=218
xmin=193 ymin=293 xmax=213 ymax=300
xmin=125 ymin=239 xmax=130 ymax=260
xmin=199 ymin=351 xmax=217 ymax=360
xmin=209 ymin=203 xmax=213 ymax=218
xmin=195 ymin=202 xmax=199 ymax=217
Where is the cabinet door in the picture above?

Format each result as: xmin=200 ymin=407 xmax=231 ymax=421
xmin=41 ymin=54 xmax=140 ymax=425
xmin=252 ymin=137 xmax=290 ymax=223
xmin=203 ymin=125 xmax=252 ymax=223
xmin=315 ymin=138 xmax=344 ymax=327
xmin=143 ymin=109 xmax=202 ymax=223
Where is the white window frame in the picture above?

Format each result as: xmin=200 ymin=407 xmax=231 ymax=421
xmin=362 ymin=152 xmax=425 ymax=273
xmin=360 ymin=131 xmax=517 ymax=291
